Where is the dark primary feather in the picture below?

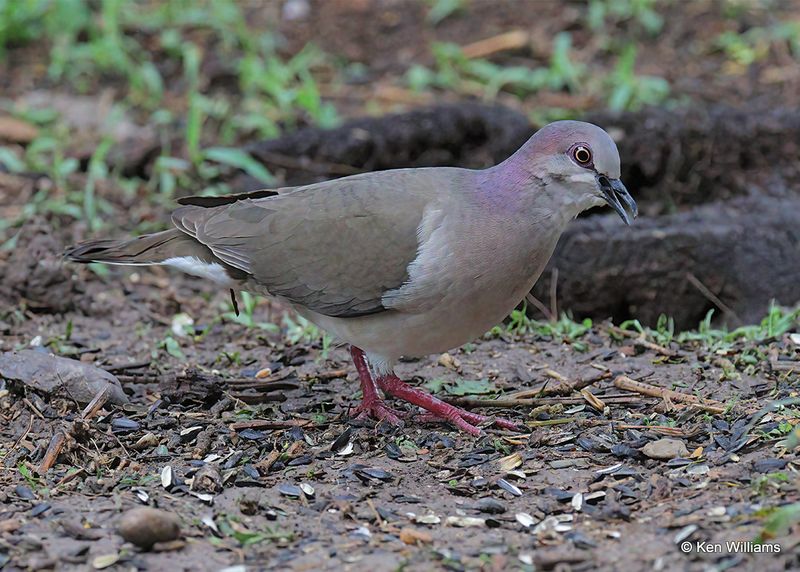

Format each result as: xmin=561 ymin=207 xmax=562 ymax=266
xmin=172 ymin=170 xmax=449 ymax=318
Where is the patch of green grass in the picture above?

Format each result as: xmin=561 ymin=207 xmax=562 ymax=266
xmin=408 ymin=33 xmax=582 ymax=100
xmin=0 ymin=0 xmax=338 ymax=232
xmin=716 ymin=21 xmax=800 ymax=67
xmin=283 ymin=313 xmax=333 ymax=357
xmin=757 ymin=503 xmax=800 ymax=541
xmin=425 ymin=0 xmax=467 ymax=26
xmin=605 ymin=44 xmax=670 ymax=111
xmin=620 ymin=304 xmax=800 ymax=351
xmin=587 ymin=0 xmax=664 ymax=36
xmin=222 ymin=292 xmax=280 ymax=332
xmin=491 ymin=303 xmax=592 ymax=350
xmin=213 ymin=515 xmax=294 ymax=547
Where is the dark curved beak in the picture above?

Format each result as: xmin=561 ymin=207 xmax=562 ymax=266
xmin=598 ymin=175 xmax=637 ymax=225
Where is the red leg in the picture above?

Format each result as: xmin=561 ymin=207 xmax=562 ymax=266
xmin=349 ymin=346 xmax=405 ymax=425
xmin=374 ymin=373 xmax=522 ymax=436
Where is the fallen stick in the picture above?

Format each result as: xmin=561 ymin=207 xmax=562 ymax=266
xmin=509 ymin=369 xmax=613 ymax=398
xmin=582 ymin=419 xmax=702 ymax=438
xmin=39 ymin=430 xmax=67 ymax=473
xmin=607 ymin=326 xmax=678 ymax=357
xmin=613 ymin=375 xmax=726 ymax=414
xmin=80 ymin=386 xmax=110 ymax=419
xmin=229 ymin=419 xmax=311 ymax=431
xmin=304 ymin=369 xmax=349 ymax=382
xmin=447 ymin=394 xmax=649 ymax=409
xmin=461 ymin=30 xmax=529 ymax=59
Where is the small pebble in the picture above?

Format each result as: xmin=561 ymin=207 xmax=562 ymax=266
xmin=118 ymin=507 xmax=181 ymax=550
xmin=641 ymin=438 xmax=689 ymax=460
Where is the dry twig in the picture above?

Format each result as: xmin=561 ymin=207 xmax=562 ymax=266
xmin=613 ymin=375 xmax=726 ymax=414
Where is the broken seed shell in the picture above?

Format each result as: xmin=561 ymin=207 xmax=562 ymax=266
xmin=278 ymin=483 xmax=302 ymax=498
xmin=160 ymin=466 xmax=173 ymax=489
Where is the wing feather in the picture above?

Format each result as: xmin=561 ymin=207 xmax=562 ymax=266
xmin=171 ymin=169 xmax=458 ymax=317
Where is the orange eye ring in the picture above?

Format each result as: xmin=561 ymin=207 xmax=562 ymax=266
xmin=573 ymin=145 xmax=592 ymax=165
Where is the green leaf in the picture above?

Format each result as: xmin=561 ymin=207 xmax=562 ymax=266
xmin=0 ymin=147 xmax=26 ymax=172
xmin=426 ymin=0 xmax=465 ymax=26
xmin=162 ymin=336 xmax=184 ymax=359
xmin=760 ymin=503 xmax=800 ymax=540
xmin=204 ymin=147 xmax=274 ymax=183
xmin=423 ymin=378 xmax=447 ymax=393
xmin=447 ymin=378 xmax=494 ymax=396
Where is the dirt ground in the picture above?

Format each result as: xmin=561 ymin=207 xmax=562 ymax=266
xmin=2 ymin=1 xmax=800 ymax=571
xmin=1 ymin=264 xmax=799 ymax=571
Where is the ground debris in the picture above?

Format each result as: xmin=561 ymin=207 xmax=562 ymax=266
xmin=0 ymin=349 xmax=127 ymax=405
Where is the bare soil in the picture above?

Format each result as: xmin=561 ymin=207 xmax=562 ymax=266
xmin=2 ymin=1 xmax=800 ymax=571
xmin=1 ymin=259 xmax=799 ymax=571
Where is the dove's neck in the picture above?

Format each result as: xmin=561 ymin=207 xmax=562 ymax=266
xmin=478 ymin=160 xmax=594 ymax=224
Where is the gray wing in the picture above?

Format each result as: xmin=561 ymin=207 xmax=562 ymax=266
xmin=172 ymin=169 xmax=451 ymax=317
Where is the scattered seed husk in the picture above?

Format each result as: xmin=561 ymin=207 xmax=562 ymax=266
xmin=299 ymin=483 xmax=315 ymax=498
xmin=545 ymin=487 xmax=574 ymax=502
xmin=674 ymin=524 xmax=698 ymax=543
xmin=160 ymin=466 xmax=173 ymax=489
xmin=414 ymin=514 xmax=441 ymax=525
xmin=201 ymin=515 xmax=220 ymax=536
xmin=118 ymin=507 xmax=181 ymax=550
xmin=686 ymin=462 xmax=710 ymax=475
xmin=133 ymin=433 xmax=159 ymax=450
xmin=497 ymin=478 xmax=522 ymax=496
xmin=330 ymin=428 xmax=353 ymax=453
xmin=112 ymin=417 xmax=140 ymax=433
xmin=132 ymin=488 xmax=149 ymax=504
xmin=571 ymin=493 xmax=583 ymax=512
xmin=92 ymin=554 xmax=120 ymax=569
xmin=337 ymin=442 xmax=355 ymax=456
xmin=753 ymin=458 xmax=788 ymax=473
xmin=707 ymin=506 xmax=726 ymax=517
xmin=516 ymin=513 xmax=536 ymax=528
xmin=188 ymin=492 xmax=214 ymax=504
xmin=533 ymin=514 xmax=573 ymax=534
xmin=287 ymin=455 xmax=313 ymax=467
xmin=584 ymin=491 xmax=606 ymax=504
xmin=278 ymin=483 xmax=303 ymax=498
xmin=499 ymin=452 xmax=522 ymax=471
xmin=472 ymin=498 xmax=506 ymax=514
xmin=30 ymin=503 xmax=51 ymax=517
xmin=14 ymin=485 xmax=35 ymax=500
xmin=505 ymin=469 xmax=526 ymax=479
xmin=596 ymin=463 xmax=623 ymax=475
xmin=180 ymin=426 xmax=203 ymax=441
xmin=446 ymin=516 xmax=485 ymax=527
xmin=355 ymin=466 xmax=394 ymax=482
xmin=566 ymin=530 xmax=598 ymax=548
xmin=238 ymin=429 xmax=267 ymax=440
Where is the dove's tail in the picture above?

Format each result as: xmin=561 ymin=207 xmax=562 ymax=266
xmin=65 ymin=229 xmax=197 ymax=265
xmin=65 ymin=230 xmax=238 ymax=285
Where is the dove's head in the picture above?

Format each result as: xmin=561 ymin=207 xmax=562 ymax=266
xmin=516 ymin=120 xmax=637 ymax=224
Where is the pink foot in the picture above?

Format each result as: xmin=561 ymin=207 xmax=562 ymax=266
xmin=349 ymin=346 xmax=405 ymax=427
xmin=351 ymin=396 xmax=406 ymax=425
xmin=375 ymin=374 xmax=522 ymax=436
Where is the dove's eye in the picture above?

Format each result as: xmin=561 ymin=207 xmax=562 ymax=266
xmin=571 ymin=145 xmax=592 ymax=166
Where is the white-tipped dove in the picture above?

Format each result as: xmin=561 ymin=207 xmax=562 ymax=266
xmin=66 ymin=120 xmax=636 ymax=435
